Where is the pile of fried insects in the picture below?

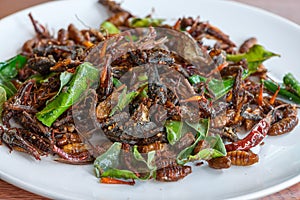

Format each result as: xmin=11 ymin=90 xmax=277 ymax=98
xmin=0 ymin=0 xmax=299 ymax=185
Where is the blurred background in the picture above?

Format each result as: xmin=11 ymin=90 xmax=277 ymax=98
xmin=0 ymin=0 xmax=300 ymax=25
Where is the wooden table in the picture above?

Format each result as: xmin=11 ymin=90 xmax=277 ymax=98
xmin=0 ymin=0 xmax=299 ymax=199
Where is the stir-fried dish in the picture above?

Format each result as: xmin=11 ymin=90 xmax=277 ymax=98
xmin=0 ymin=0 xmax=299 ymax=185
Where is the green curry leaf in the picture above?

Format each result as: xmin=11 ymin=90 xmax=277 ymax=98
xmin=94 ymin=142 xmax=122 ymax=178
xmin=206 ymin=135 xmax=226 ymax=155
xmin=226 ymin=44 xmax=279 ymax=75
xmin=0 ymin=55 xmax=27 ymax=79
xmin=0 ymin=55 xmax=27 ymax=98
xmin=177 ymin=119 xmax=209 ymax=165
xmin=133 ymin=146 xmax=156 ymax=171
xmin=110 ymin=86 xmax=139 ymax=116
xmin=112 ymin=77 xmax=123 ymax=88
xmin=165 ymin=120 xmax=183 ymax=145
xmin=226 ymin=44 xmax=279 ymax=63
xmin=133 ymin=146 xmax=156 ymax=179
xmin=101 ymin=21 xmax=120 ymax=34
xmin=130 ymin=18 xmax=164 ymax=27
xmin=36 ymin=62 xmax=99 ymax=127
xmin=46 ymin=71 xmax=73 ymax=104
xmin=188 ymin=75 xmax=235 ymax=100
xmin=188 ymin=45 xmax=278 ymax=100
xmin=0 ymin=74 xmax=17 ymax=98
xmin=188 ymin=134 xmax=226 ymax=161
xmin=188 ymin=148 xmax=225 ymax=161
xmin=95 ymin=144 xmax=156 ymax=180
xmin=186 ymin=118 xmax=209 ymax=138
xmin=0 ymin=86 xmax=7 ymax=120
xmin=101 ymin=168 xmax=139 ymax=179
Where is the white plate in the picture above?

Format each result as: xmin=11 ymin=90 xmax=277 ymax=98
xmin=0 ymin=0 xmax=299 ymax=199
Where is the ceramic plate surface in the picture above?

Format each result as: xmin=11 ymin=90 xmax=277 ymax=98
xmin=0 ymin=0 xmax=299 ymax=199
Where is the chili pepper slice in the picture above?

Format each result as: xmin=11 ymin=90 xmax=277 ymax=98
xmin=225 ymin=115 xmax=272 ymax=152
xmin=225 ymin=104 xmax=288 ymax=152
xmin=283 ymin=73 xmax=300 ymax=97
xmin=100 ymin=177 xmax=135 ymax=185
xmin=263 ymin=79 xmax=300 ymax=104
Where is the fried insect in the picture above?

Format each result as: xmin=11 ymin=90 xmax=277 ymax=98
xmin=99 ymin=0 xmax=130 ymax=14
xmin=174 ymin=132 xmax=195 ymax=151
xmin=156 ymin=165 xmax=192 ymax=182
xmin=52 ymin=145 xmax=93 ymax=164
xmin=56 ymin=133 xmax=82 ymax=147
xmin=137 ymin=141 xmax=166 ymax=153
xmin=227 ymin=150 xmax=259 ymax=166
xmin=2 ymin=80 xmax=38 ymax=128
xmin=102 ymin=111 xmax=165 ymax=145
xmin=99 ymin=0 xmax=133 ymax=27
xmin=0 ymin=127 xmax=41 ymax=160
xmin=155 ymin=158 xmax=178 ymax=170
xmin=175 ymin=17 xmax=236 ymax=49
xmin=119 ymin=143 xmax=137 ymax=174
xmin=207 ymin=156 xmax=231 ymax=169
xmin=268 ymin=105 xmax=298 ymax=136
xmin=28 ymin=13 xmax=51 ymax=39
xmin=18 ymin=128 xmax=51 ymax=155
xmin=211 ymin=109 xmax=236 ymax=128
xmin=27 ymin=55 xmax=56 ymax=75
xmin=239 ymin=37 xmax=257 ymax=53
xmin=225 ymin=104 xmax=289 ymax=152
xmin=62 ymin=143 xmax=88 ymax=154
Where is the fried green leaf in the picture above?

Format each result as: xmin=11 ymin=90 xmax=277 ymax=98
xmin=0 ymin=55 xmax=27 ymax=98
xmin=130 ymin=18 xmax=164 ymax=27
xmin=188 ymin=148 xmax=225 ymax=161
xmin=165 ymin=120 xmax=183 ymax=145
xmin=133 ymin=146 xmax=156 ymax=170
xmin=0 ymin=55 xmax=27 ymax=79
xmin=0 ymin=86 xmax=7 ymax=120
xmin=112 ymin=77 xmax=123 ymax=88
xmin=46 ymin=71 xmax=73 ymax=104
xmin=179 ymin=134 xmax=226 ymax=164
xmin=101 ymin=168 xmax=139 ymax=179
xmin=226 ymin=44 xmax=279 ymax=63
xmin=95 ymin=144 xmax=156 ymax=180
xmin=188 ymin=75 xmax=235 ymax=100
xmin=36 ymin=62 xmax=99 ymax=127
xmin=226 ymin=44 xmax=279 ymax=74
xmin=177 ymin=119 xmax=209 ymax=165
xmin=94 ymin=142 xmax=122 ymax=178
xmin=110 ymin=86 xmax=139 ymax=116
xmin=132 ymin=146 xmax=156 ymax=179
xmin=0 ymin=74 xmax=17 ymax=98
xmin=188 ymin=45 xmax=278 ymax=100
xmin=206 ymin=135 xmax=226 ymax=157
xmin=101 ymin=21 xmax=120 ymax=34
xmin=186 ymin=119 xmax=210 ymax=138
